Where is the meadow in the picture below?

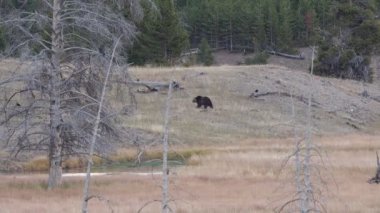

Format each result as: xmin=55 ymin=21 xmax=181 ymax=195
xmin=1 ymin=134 xmax=380 ymax=212
xmin=1 ymin=64 xmax=380 ymax=212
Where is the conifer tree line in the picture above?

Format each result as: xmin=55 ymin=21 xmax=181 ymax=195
xmin=1 ymin=0 xmax=380 ymax=81
xmin=134 ymin=0 xmax=380 ymax=81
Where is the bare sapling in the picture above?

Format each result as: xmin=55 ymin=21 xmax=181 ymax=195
xmin=81 ymin=37 xmax=121 ymax=213
xmin=162 ymin=81 xmax=174 ymax=213
xmin=135 ymin=81 xmax=174 ymax=213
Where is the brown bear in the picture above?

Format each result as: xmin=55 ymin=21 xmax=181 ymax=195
xmin=193 ymin=96 xmax=213 ymax=109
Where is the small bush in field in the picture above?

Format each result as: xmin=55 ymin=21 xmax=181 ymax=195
xmin=244 ymin=52 xmax=269 ymax=65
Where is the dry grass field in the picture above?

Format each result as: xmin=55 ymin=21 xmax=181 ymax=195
xmin=1 ymin=61 xmax=380 ymax=212
xmin=1 ymin=134 xmax=380 ymax=212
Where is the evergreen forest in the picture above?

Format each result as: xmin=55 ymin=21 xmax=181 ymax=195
xmin=1 ymin=0 xmax=380 ymax=81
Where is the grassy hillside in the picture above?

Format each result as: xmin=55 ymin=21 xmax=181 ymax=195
xmin=1 ymin=58 xmax=379 ymax=148
xmin=126 ymin=64 xmax=380 ymax=146
xmin=1 ymin=61 xmax=380 ymax=212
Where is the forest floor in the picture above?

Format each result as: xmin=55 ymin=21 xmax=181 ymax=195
xmin=1 ymin=55 xmax=380 ymax=212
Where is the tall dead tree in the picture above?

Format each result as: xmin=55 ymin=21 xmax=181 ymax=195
xmin=278 ymin=47 xmax=328 ymax=212
xmin=302 ymin=46 xmax=316 ymax=212
xmin=48 ymin=0 xmax=65 ymax=189
xmin=161 ymin=81 xmax=173 ymax=213
xmin=0 ymin=0 xmax=145 ymax=189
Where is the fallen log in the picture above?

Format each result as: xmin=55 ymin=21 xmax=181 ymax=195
xmin=131 ymin=80 xmax=179 ymax=90
xmin=249 ymin=91 xmax=320 ymax=107
xmin=114 ymin=80 xmax=182 ymax=93
xmin=266 ymin=50 xmax=305 ymax=60
xmin=181 ymin=48 xmax=199 ymax=57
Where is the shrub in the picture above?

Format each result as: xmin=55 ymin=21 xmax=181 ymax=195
xmin=244 ymin=52 xmax=269 ymax=65
xmin=198 ymin=38 xmax=213 ymax=66
xmin=0 ymin=27 xmax=6 ymax=51
xmin=314 ymin=46 xmax=373 ymax=82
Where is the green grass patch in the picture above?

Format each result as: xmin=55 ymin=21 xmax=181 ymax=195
xmin=19 ymin=148 xmax=211 ymax=173
xmin=7 ymin=180 xmax=48 ymax=190
xmin=93 ymin=148 xmax=211 ymax=172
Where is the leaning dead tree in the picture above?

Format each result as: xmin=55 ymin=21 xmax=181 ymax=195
xmin=0 ymin=0 xmax=145 ymax=189
xmin=368 ymin=151 xmax=380 ymax=184
xmin=82 ymin=36 xmax=121 ymax=213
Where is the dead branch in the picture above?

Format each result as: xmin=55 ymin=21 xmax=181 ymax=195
xmin=276 ymin=198 xmax=302 ymax=212
xmin=368 ymin=151 xmax=380 ymax=184
xmin=277 ymin=137 xmax=305 ymax=177
xmin=114 ymin=80 xmax=182 ymax=93
xmin=249 ymin=91 xmax=320 ymax=107
xmin=266 ymin=50 xmax=305 ymax=60
xmin=137 ymin=200 xmax=161 ymax=213
xmin=85 ymin=195 xmax=114 ymax=213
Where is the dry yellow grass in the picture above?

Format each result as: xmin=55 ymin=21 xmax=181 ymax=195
xmin=124 ymin=64 xmax=380 ymax=144
xmin=1 ymin=63 xmax=380 ymax=212
xmin=1 ymin=134 xmax=380 ymax=212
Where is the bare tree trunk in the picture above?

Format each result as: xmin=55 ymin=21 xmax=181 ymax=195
xmin=48 ymin=0 xmax=64 ymax=190
xmin=302 ymin=46 xmax=316 ymax=212
xmin=162 ymin=81 xmax=173 ymax=213
xmin=0 ymin=0 xmax=144 ymax=190
xmin=81 ymin=37 xmax=122 ymax=213
xmin=291 ymin=93 xmax=304 ymax=211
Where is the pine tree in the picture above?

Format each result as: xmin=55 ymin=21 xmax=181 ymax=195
xmin=0 ymin=27 xmax=5 ymax=51
xmin=252 ymin=2 xmax=267 ymax=51
xmin=198 ymin=38 xmax=213 ymax=66
xmin=314 ymin=0 xmax=380 ymax=82
xmin=129 ymin=0 xmax=188 ymax=65
xmin=277 ymin=0 xmax=294 ymax=52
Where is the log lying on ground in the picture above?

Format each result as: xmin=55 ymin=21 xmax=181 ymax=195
xmin=126 ymin=80 xmax=182 ymax=93
xmin=266 ymin=50 xmax=305 ymax=60
xmin=249 ymin=91 xmax=320 ymax=107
